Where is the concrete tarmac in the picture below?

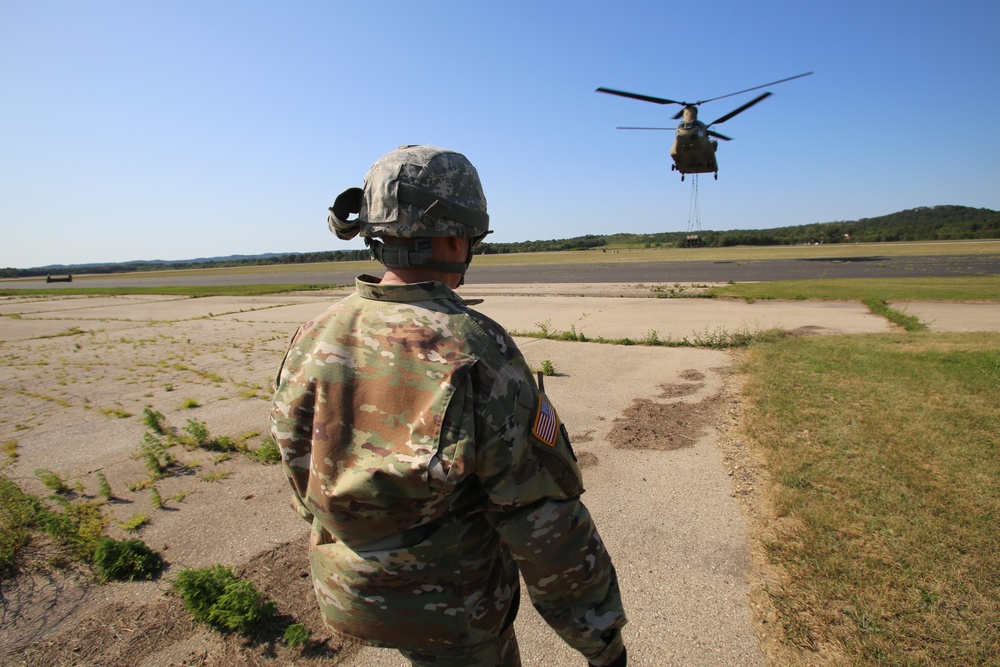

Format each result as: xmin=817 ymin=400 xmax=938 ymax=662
xmin=328 ymin=294 xmax=993 ymax=667
xmin=1 ymin=288 xmax=996 ymax=666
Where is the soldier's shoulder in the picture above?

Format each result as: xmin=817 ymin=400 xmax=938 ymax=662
xmin=458 ymin=307 xmax=518 ymax=354
xmin=284 ymin=294 xmax=364 ymax=348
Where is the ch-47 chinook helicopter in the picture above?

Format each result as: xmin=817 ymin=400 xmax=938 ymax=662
xmin=596 ymin=72 xmax=812 ymax=181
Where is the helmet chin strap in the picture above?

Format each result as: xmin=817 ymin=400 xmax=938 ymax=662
xmin=365 ymin=237 xmax=471 ymax=284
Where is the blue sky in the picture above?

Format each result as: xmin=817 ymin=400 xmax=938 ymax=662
xmin=2 ymin=0 xmax=998 ymax=268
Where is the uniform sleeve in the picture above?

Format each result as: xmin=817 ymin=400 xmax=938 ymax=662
xmin=475 ymin=361 xmax=627 ymax=665
xmin=269 ymin=331 xmax=316 ymax=524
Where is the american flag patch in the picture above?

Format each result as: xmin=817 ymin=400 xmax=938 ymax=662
xmin=532 ymin=394 xmax=559 ymax=446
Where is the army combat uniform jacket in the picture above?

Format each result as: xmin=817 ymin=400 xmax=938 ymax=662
xmin=270 ymin=276 xmax=626 ymax=664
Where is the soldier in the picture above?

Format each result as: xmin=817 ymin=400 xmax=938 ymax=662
xmin=269 ymin=145 xmax=627 ymax=667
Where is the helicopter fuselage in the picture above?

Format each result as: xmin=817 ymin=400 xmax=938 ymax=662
xmin=670 ymin=119 xmax=718 ymax=177
xmin=597 ymin=72 xmax=812 ymax=183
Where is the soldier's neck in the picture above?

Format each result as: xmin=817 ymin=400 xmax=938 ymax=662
xmin=381 ymin=268 xmax=462 ymax=289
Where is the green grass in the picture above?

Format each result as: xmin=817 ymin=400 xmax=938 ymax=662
xmin=1 ymin=474 xmax=43 ymax=575
xmin=476 ymin=240 xmax=1000 ymax=264
xmin=511 ymin=320 xmax=787 ymax=349
xmin=172 ymin=565 xmax=277 ymax=634
xmin=246 ymin=436 xmax=282 ymax=465
xmin=35 ymin=468 xmax=70 ymax=495
xmin=862 ymin=298 xmax=927 ymax=332
xmin=38 ymin=496 xmax=107 ymax=562
xmin=201 ymin=471 xmax=232 ymax=483
xmin=93 ymin=537 xmax=162 ymax=581
xmin=2 ymin=440 xmax=17 ymax=461
xmin=118 ymin=513 xmax=150 ymax=532
xmin=94 ymin=471 xmax=114 ymax=500
xmin=283 ymin=622 xmax=310 ymax=648
xmin=142 ymin=407 xmax=168 ymax=435
xmin=708 ymin=275 xmax=1000 ymax=302
xmin=740 ymin=332 xmax=1000 ymax=664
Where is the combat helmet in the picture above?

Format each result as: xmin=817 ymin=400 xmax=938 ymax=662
xmin=328 ymin=145 xmax=490 ymax=277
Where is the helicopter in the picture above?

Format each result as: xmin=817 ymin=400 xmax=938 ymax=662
xmin=596 ymin=72 xmax=812 ymax=181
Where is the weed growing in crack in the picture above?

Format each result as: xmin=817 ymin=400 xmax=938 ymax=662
xmin=35 ymin=468 xmax=70 ymax=495
xmin=246 ymin=436 xmax=281 ymax=464
xmin=150 ymin=486 xmax=163 ymax=509
xmin=143 ymin=407 xmax=168 ymax=435
xmin=93 ymin=537 xmax=162 ymax=581
xmin=118 ymin=513 xmax=150 ymax=532
xmin=171 ymin=565 xmax=277 ymax=634
xmin=283 ymin=623 xmax=310 ymax=647
xmin=94 ymin=472 xmax=114 ymax=500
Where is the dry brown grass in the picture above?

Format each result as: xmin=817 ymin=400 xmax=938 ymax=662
xmin=738 ymin=332 xmax=1000 ymax=665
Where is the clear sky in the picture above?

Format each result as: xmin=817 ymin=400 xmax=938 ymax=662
xmin=2 ymin=0 xmax=998 ymax=268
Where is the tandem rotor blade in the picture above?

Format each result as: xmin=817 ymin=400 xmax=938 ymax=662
xmin=694 ymin=71 xmax=812 ymax=106
xmin=709 ymin=92 xmax=772 ymax=126
xmin=707 ymin=130 xmax=732 ymax=141
xmin=615 ymin=126 xmax=675 ymax=130
xmin=595 ymin=87 xmax=685 ymax=106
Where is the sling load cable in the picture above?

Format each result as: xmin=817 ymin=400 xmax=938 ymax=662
xmin=687 ymin=174 xmax=701 ymax=235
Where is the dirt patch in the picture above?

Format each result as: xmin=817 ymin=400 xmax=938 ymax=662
xmin=576 ymin=451 xmax=599 ymax=468
xmin=607 ymin=367 xmax=724 ymax=451
xmin=657 ymin=382 xmax=701 ymax=398
xmin=13 ymin=536 xmax=363 ymax=667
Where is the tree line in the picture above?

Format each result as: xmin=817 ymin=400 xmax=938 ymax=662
xmin=1 ymin=249 xmax=372 ymax=279
xmin=476 ymin=205 xmax=1000 ymax=253
xmin=3 ymin=205 xmax=997 ymax=277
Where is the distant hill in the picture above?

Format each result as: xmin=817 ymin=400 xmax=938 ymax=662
xmin=477 ymin=205 xmax=1000 ymax=253
xmin=2 ymin=205 xmax=997 ymax=278
xmin=1 ymin=249 xmax=372 ymax=279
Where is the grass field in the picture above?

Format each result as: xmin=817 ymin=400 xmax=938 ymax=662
xmin=478 ymin=239 xmax=1000 ymax=264
xmin=740 ymin=332 xmax=1000 ymax=665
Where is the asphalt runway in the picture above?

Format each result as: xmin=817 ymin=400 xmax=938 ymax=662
xmin=5 ymin=253 xmax=999 ymax=289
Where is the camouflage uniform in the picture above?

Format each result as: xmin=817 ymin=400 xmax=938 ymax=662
xmin=270 ymin=275 xmax=627 ymax=665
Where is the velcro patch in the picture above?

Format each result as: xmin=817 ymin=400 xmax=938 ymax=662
xmin=532 ymin=394 xmax=559 ymax=446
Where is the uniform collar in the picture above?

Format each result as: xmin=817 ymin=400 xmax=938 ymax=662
xmin=355 ymin=274 xmax=463 ymax=304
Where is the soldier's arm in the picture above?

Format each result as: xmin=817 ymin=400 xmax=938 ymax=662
xmin=487 ymin=495 xmax=627 ymax=666
xmin=269 ymin=355 xmax=316 ymax=524
xmin=475 ymin=367 xmax=626 ymax=665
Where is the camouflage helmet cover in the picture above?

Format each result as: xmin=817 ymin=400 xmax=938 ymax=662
xmin=329 ymin=145 xmax=489 ymax=241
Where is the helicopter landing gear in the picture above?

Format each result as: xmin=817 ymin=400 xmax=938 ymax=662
xmin=680 ymin=174 xmax=685 ymax=182
xmin=714 ymin=172 xmax=718 ymax=180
